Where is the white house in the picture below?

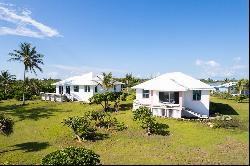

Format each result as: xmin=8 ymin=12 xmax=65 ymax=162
xmin=46 ymin=72 xmax=124 ymax=102
xmin=211 ymin=82 xmax=238 ymax=94
xmin=132 ymin=72 xmax=215 ymax=119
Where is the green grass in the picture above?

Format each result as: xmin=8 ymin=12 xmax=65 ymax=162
xmin=0 ymin=97 xmax=249 ymax=165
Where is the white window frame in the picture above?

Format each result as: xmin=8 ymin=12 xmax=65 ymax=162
xmin=73 ymin=85 xmax=79 ymax=92
xmin=85 ymin=85 xmax=91 ymax=92
xmin=142 ymin=89 xmax=150 ymax=98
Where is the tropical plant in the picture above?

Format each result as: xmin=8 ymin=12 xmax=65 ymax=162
xmin=42 ymin=146 xmax=101 ymax=165
xmin=0 ymin=113 xmax=14 ymax=136
xmin=62 ymin=116 xmax=96 ymax=141
xmin=133 ymin=107 xmax=169 ymax=136
xmin=0 ymin=70 xmax=16 ymax=96
xmin=85 ymin=111 xmax=127 ymax=131
xmin=235 ymin=94 xmax=247 ymax=103
xmin=9 ymin=42 xmax=44 ymax=105
xmin=95 ymin=72 xmax=115 ymax=91
xmin=236 ymin=79 xmax=249 ymax=95
xmin=89 ymin=92 xmax=128 ymax=112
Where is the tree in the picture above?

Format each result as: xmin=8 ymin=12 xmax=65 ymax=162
xmin=8 ymin=42 xmax=44 ymax=105
xmin=236 ymin=79 xmax=249 ymax=95
xmin=63 ymin=116 xmax=96 ymax=141
xmin=95 ymin=72 xmax=115 ymax=91
xmin=224 ymin=78 xmax=230 ymax=83
xmin=0 ymin=113 xmax=14 ymax=136
xmin=0 ymin=70 xmax=16 ymax=96
xmin=133 ymin=107 xmax=169 ymax=136
xmin=89 ymin=92 xmax=128 ymax=112
xmin=124 ymin=73 xmax=133 ymax=91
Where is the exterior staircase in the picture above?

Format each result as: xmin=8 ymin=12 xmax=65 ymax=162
xmin=183 ymin=107 xmax=208 ymax=119
xmin=65 ymin=93 xmax=81 ymax=101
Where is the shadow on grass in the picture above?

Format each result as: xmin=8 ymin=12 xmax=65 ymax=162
xmin=80 ymin=133 xmax=109 ymax=142
xmin=210 ymin=101 xmax=239 ymax=116
xmin=91 ymin=133 xmax=109 ymax=142
xmin=152 ymin=123 xmax=170 ymax=136
xmin=0 ymin=103 xmax=71 ymax=121
xmin=119 ymin=103 xmax=133 ymax=111
xmin=0 ymin=141 xmax=50 ymax=154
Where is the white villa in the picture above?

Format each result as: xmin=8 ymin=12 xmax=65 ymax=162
xmin=132 ymin=72 xmax=215 ymax=119
xmin=41 ymin=72 xmax=124 ymax=102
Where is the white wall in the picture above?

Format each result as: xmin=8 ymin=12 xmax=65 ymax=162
xmin=55 ymin=84 xmax=123 ymax=102
xmin=183 ymin=90 xmax=210 ymax=116
xmin=135 ymin=89 xmax=151 ymax=104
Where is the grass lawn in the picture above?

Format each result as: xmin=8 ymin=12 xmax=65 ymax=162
xmin=0 ymin=97 xmax=249 ymax=165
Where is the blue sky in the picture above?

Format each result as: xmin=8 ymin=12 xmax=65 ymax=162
xmin=0 ymin=0 xmax=249 ymax=80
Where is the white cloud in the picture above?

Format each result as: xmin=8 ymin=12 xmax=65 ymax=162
xmin=195 ymin=59 xmax=220 ymax=67
xmin=206 ymin=60 xmax=220 ymax=67
xmin=0 ymin=3 xmax=60 ymax=38
xmin=195 ymin=58 xmax=248 ymax=79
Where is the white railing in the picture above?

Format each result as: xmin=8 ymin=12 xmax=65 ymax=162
xmin=40 ymin=92 xmax=67 ymax=102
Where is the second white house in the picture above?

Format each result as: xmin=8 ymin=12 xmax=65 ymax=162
xmin=132 ymin=72 xmax=215 ymax=119
xmin=49 ymin=72 xmax=124 ymax=102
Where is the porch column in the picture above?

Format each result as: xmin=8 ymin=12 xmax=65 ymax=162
xmin=150 ymin=90 xmax=154 ymax=105
xmin=179 ymin=91 xmax=183 ymax=108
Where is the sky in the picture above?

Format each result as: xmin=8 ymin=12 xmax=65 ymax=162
xmin=0 ymin=0 xmax=249 ymax=80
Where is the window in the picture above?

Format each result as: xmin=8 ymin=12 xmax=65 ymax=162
xmin=74 ymin=86 xmax=79 ymax=92
xmin=59 ymin=86 xmax=63 ymax=94
xmin=114 ymin=85 xmax=116 ymax=92
xmin=159 ymin=92 xmax=179 ymax=104
xmin=142 ymin=89 xmax=150 ymax=98
xmin=193 ymin=90 xmax=201 ymax=101
xmin=95 ymin=86 xmax=98 ymax=93
xmin=85 ymin=85 xmax=90 ymax=92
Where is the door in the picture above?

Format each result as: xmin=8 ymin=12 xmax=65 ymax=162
xmin=66 ymin=86 xmax=70 ymax=94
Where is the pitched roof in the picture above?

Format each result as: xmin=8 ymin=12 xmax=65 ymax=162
xmin=52 ymin=72 xmax=124 ymax=86
xmin=132 ymin=72 xmax=214 ymax=91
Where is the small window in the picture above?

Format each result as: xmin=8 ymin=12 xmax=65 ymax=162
xmin=59 ymin=86 xmax=63 ymax=94
xmin=74 ymin=86 xmax=79 ymax=92
xmin=95 ymin=86 xmax=98 ymax=93
xmin=193 ymin=90 xmax=201 ymax=101
xmin=142 ymin=89 xmax=150 ymax=98
xmin=114 ymin=85 xmax=116 ymax=92
xmin=85 ymin=85 xmax=90 ymax=92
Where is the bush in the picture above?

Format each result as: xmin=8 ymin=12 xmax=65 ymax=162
xmin=0 ymin=114 xmax=14 ymax=136
xmin=42 ymin=146 xmax=100 ymax=165
xmin=212 ymin=118 xmax=243 ymax=129
xmin=133 ymin=107 xmax=169 ymax=136
xmin=235 ymin=94 xmax=246 ymax=103
xmin=84 ymin=111 xmax=127 ymax=131
xmin=62 ymin=116 xmax=96 ymax=141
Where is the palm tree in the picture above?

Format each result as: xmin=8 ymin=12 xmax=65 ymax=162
xmin=236 ymin=79 xmax=249 ymax=94
xmin=0 ymin=70 xmax=16 ymax=95
xmin=124 ymin=73 xmax=133 ymax=92
xmin=8 ymin=42 xmax=44 ymax=105
xmin=95 ymin=72 xmax=115 ymax=91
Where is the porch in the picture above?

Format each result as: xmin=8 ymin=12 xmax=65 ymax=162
xmin=40 ymin=92 xmax=67 ymax=102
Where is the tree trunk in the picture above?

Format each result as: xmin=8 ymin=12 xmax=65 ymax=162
xmin=23 ymin=70 xmax=26 ymax=105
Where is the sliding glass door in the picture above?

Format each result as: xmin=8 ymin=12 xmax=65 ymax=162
xmin=159 ymin=92 xmax=179 ymax=104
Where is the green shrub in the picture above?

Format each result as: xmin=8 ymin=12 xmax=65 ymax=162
xmin=0 ymin=113 xmax=14 ymax=136
xmin=133 ymin=107 xmax=169 ymax=136
xmin=212 ymin=118 xmax=243 ymax=129
xmin=42 ymin=146 xmax=100 ymax=165
xmin=84 ymin=111 xmax=127 ymax=131
xmin=235 ymin=94 xmax=246 ymax=103
xmin=62 ymin=116 xmax=96 ymax=141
